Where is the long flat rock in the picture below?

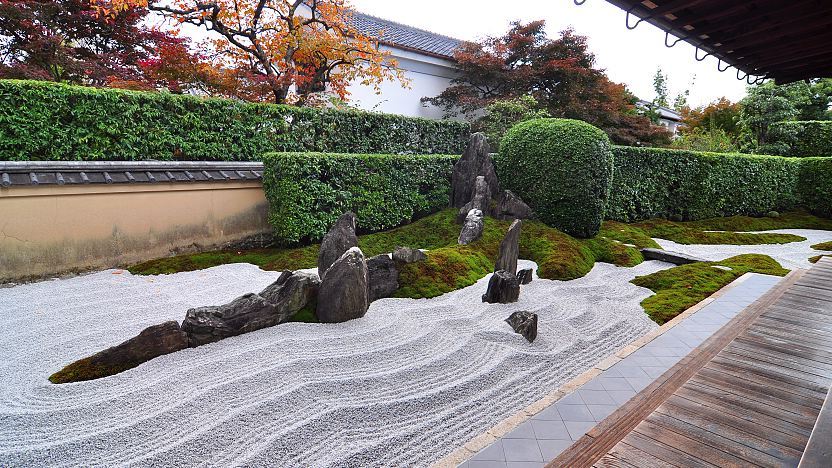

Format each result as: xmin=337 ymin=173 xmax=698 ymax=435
xmin=641 ymin=248 xmax=705 ymax=265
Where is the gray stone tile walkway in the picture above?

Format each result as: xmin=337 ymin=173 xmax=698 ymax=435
xmin=459 ymin=273 xmax=781 ymax=468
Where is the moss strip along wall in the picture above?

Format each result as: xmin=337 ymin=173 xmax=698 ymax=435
xmin=0 ymin=79 xmax=470 ymax=161
xmin=606 ymin=146 xmax=830 ymax=222
xmin=262 ymin=152 xmax=458 ymax=244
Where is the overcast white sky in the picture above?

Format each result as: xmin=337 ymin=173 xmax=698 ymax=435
xmin=349 ymin=0 xmax=749 ymax=108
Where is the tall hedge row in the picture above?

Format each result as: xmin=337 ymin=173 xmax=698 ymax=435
xmin=262 ymin=152 xmax=458 ymax=244
xmin=607 ymin=146 xmax=811 ymax=222
xmin=0 ymin=79 xmax=470 ymax=161
xmin=800 ymin=157 xmax=832 ymax=218
xmin=769 ymin=121 xmax=832 ymax=157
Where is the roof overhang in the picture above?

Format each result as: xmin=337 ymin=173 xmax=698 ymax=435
xmin=601 ymin=0 xmax=832 ymax=83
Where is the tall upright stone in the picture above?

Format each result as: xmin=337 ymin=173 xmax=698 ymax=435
xmin=457 ymin=176 xmax=491 ymax=223
xmin=458 ymin=209 xmax=484 ymax=245
xmin=482 ymin=270 xmax=520 ymax=304
xmin=316 ymin=247 xmax=370 ymax=323
xmin=318 ymin=212 xmax=358 ymax=278
xmin=367 ymin=254 xmax=399 ymax=302
xmin=495 ymin=219 xmax=522 ymax=275
xmin=495 ymin=190 xmax=533 ymax=220
xmin=451 ymin=133 xmax=499 ymax=208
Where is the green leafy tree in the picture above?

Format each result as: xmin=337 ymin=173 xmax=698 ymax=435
xmin=652 ymin=68 xmax=669 ymax=108
xmin=475 ymin=95 xmax=551 ymax=151
xmin=681 ymin=97 xmax=741 ymax=141
xmin=670 ymin=128 xmax=738 ymax=153
xmin=739 ymin=82 xmax=800 ymax=152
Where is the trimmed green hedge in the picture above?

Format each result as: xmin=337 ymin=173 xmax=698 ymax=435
xmin=262 ymin=152 xmax=458 ymax=244
xmin=607 ymin=146 xmax=813 ymax=222
xmin=800 ymin=157 xmax=832 ymax=218
xmin=769 ymin=121 xmax=832 ymax=157
xmin=0 ymin=79 xmax=470 ymax=161
xmin=497 ymin=118 xmax=613 ymax=238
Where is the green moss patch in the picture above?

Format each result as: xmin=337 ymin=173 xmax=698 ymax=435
xmin=810 ymin=255 xmax=831 ymax=264
xmin=395 ymin=246 xmax=493 ymax=299
xmin=631 ymin=218 xmax=805 ymax=245
xmin=811 ymin=241 xmax=832 ymax=251
xmin=686 ymin=210 xmax=832 ymax=232
xmin=49 ymin=356 xmax=141 ymax=384
xmin=632 ymin=254 xmax=789 ymax=325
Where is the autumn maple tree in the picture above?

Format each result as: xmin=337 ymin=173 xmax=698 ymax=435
xmin=424 ymin=21 xmax=670 ymax=146
xmin=101 ymin=0 xmax=405 ymax=103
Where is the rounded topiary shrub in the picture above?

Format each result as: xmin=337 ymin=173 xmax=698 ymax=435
xmin=496 ymin=118 xmax=613 ymax=238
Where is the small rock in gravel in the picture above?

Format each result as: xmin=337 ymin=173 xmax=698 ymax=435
xmin=458 ymin=209 xmax=484 ymax=245
xmin=317 ymin=247 xmax=370 ymax=323
xmin=495 ymin=219 xmax=522 ymax=275
xmin=505 ymin=311 xmax=538 ymax=343
xmin=367 ymin=254 xmax=399 ymax=301
xmin=392 ymin=246 xmax=427 ymax=263
xmin=182 ymin=293 xmax=277 ymax=347
xmin=517 ymin=268 xmax=533 ymax=285
xmin=482 ymin=270 xmax=520 ymax=304
xmin=318 ymin=212 xmax=358 ymax=278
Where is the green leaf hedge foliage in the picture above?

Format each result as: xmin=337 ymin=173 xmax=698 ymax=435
xmin=769 ymin=121 xmax=832 ymax=157
xmin=605 ymin=146 xmax=830 ymax=222
xmin=0 ymin=79 xmax=470 ymax=161
xmin=262 ymin=152 xmax=458 ymax=244
xmin=496 ymin=118 xmax=614 ymax=238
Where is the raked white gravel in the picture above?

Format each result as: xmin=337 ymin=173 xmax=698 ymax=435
xmin=0 ymin=259 xmax=668 ymax=467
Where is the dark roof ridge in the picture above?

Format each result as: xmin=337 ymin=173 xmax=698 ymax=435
xmin=349 ymin=10 xmax=465 ymax=44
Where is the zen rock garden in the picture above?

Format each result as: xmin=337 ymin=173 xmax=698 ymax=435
xmin=49 ymin=133 xmax=541 ymax=383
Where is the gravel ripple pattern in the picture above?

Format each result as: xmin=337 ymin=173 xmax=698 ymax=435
xmin=0 ymin=259 xmax=667 ymax=467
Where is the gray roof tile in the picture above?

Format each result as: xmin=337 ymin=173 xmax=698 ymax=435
xmin=349 ymin=11 xmax=462 ymax=59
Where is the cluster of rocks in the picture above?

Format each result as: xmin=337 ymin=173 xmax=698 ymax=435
xmin=452 ymin=133 xmax=533 ymax=245
xmin=50 ymin=212 xmax=426 ymax=383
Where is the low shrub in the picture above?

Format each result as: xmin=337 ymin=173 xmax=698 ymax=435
xmin=769 ymin=121 xmax=832 ymax=157
xmin=608 ymin=146 xmax=804 ymax=222
xmin=497 ymin=118 xmax=614 ymax=238
xmin=262 ymin=152 xmax=458 ymax=244
xmin=0 ymin=79 xmax=470 ymax=161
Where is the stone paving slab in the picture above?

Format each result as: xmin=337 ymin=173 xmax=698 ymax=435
xmin=456 ymin=273 xmax=782 ymax=468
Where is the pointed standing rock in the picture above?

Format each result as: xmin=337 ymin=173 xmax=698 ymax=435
xmin=505 ymin=311 xmax=538 ymax=343
xmin=318 ymin=212 xmax=358 ymax=278
xmin=482 ymin=270 xmax=521 ymax=304
xmin=495 ymin=219 xmax=522 ymax=275
xmin=316 ymin=247 xmax=370 ymax=323
xmin=451 ymin=133 xmax=499 ymax=208
xmin=458 ymin=209 xmax=484 ymax=245
xmin=457 ymin=175 xmax=492 ymax=223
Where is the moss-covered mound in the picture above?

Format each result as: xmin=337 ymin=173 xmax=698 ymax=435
xmin=631 ymin=218 xmax=805 ymax=245
xmin=810 ymin=255 xmax=831 ymax=264
xmin=811 ymin=241 xmax=832 ymax=251
xmin=49 ymin=355 xmax=138 ymax=384
xmin=632 ymin=254 xmax=789 ymax=325
xmin=685 ymin=210 xmax=832 ymax=232
xmin=395 ymin=246 xmax=493 ymax=299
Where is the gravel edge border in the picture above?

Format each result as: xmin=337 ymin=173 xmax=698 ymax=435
xmin=431 ymin=272 xmax=757 ymax=468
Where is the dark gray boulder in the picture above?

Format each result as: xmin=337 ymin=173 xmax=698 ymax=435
xmin=505 ymin=311 xmax=538 ymax=343
xmin=495 ymin=219 xmax=522 ymax=275
xmin=318 ymin=211 xmax=358 ymax=278
xmin=182 ymin=293 xmax=277 ymax=347
xmin=457 ymin=176 xmax=492 ymax=223
xmin=317 ymin=247 xmax=370 ymax=323
xmin=641 ymin=248 xmax=705 ymax=265
xmin=49 ymin=321 xmax=189 ymax=383
xmin=451 ymin=133 xmax=499 ymax=208
xmin=392 ymin=246 xmax=427 ymax=263
xmin=517 ymin=268 xmax=533 ymax=285
xmin=495 ymin=190 xmax=533 ymax=220
xmin=368 ymin=254 xmax=399 ymax=301
xmin=458 ymin=209 xmax=484 ymax=245
xmin=482 ymin=270 xmax=520 ymax=304
xmin=259 ymin=270 xmax=320 ymax=317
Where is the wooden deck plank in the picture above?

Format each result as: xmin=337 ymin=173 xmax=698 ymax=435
xmin=547 ymin=265 xmax=832 ymax=467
